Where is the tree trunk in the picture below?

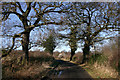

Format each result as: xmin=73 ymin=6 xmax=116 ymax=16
xmin=50 ymin=51 xmax=53 ymax=56
xmin=70 ymin=49 xmax=75 ymax=61
xmin=22 ymin=32 xmax=30 ymax=62
xmin=81 ymin=44 xmax=90 ymax=64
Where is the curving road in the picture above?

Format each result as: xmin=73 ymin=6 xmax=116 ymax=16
xmin=48 ymin=60 xmax=93 ymax=79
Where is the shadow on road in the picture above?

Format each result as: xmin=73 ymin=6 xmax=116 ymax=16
xmin=44 ymin=60 xmax=93 ymax=80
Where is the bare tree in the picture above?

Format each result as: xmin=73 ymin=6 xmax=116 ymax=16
xmin=2 ymin=2 xmax=67 ymax=62
xmin=59 ymin=2 xmax=119 ymax=63
xmin=73 ymin=2 xmax=119 ymax=63
xmin=59 ymin=25 xmax=79 ymax=61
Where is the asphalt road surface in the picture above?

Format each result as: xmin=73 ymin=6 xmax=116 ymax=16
xmin=49 ymin=60 xmax=93 ymax=80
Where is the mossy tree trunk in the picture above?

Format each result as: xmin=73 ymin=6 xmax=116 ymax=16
xmin=82 ymin=42 xmax=90 ymax=64
xmin=22 ymin=32 xmax=30 ymax=62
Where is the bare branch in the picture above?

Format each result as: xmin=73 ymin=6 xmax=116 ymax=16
xmin=16 ymin=2 xmax=25 ymax=13
xmin=2 ymin=36 xmax=15 ymax=57
xmin=25 ymin=2 xmax=32 ymax=16
xmin=2 ymin=11 xmax=24 ymax=21
xmin=42 ymin=2 xmax=63 ymax=12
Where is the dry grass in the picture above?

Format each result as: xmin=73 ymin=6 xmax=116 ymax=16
xmin=82 ymin=39 xmax=119 ymax=78
xmin=92 ymin=62 xmax=118 ymax=78
xmin=2 ymin=50 xmax=55 ymax=79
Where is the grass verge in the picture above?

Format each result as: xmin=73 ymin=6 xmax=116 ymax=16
xmin=2 ymin=50 xmax=57 ymax=79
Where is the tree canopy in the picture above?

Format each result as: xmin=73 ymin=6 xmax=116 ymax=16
xmin=1 ymin=2 xmax=119 ymax=63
